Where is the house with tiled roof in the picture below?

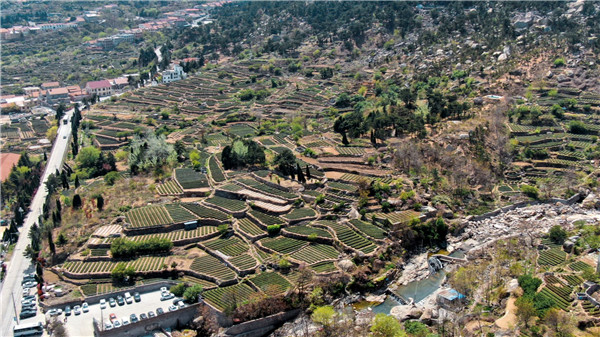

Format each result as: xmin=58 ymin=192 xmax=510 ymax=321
xmin=85 ymin=80 xmax=113 ymax=97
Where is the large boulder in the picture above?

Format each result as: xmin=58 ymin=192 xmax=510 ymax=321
xmin=581 ymin=193 xmax=600 ymax=209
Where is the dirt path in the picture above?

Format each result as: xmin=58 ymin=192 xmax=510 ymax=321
xmin=495 ymin=296 xmax=517 ymax=330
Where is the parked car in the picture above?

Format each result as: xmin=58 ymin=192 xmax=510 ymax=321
xmin=19 ymin=310 xmax=36 ymax=319
xmin=73 ymin=305 xmax=81 ymax=315
xmin=47 ymin=308 xmax=62 ymax=316
xmin=21 ymin=302 xmax=36 ymax=310
xmin=117 ymin=295 xmax=125 ymax=306
xmin=109 ymin=313 xmax=117 ymax=321
xmin=21 ymin=299 xmax=36 ymax=306
xmin=22 ymin=295 xmax=35 ymax=302
xmin=100 ymin=299 xmax=107 ymax=309
xmin=113 ymin=320 xmax=121 ymax=328
xmin=130 ymin=313 xmax=138 ymax=323
xmin=124 ymin=292 xmax=133 ymax=304
xmin=104 ymin=322 xmax=113 ymax=331
xmin=64 ymin=306 xmax=71 ymax=316
xmin=139 ymin=313 xmax=148 ymax=320
xmin=160 ymin=292 xmax=174 ymax=301
xmin=160 ymin=287 xmax=168 ymax=294
xmin=122 ymin=317 xmax=130 ymax=326
xmin=133 ymin=292 xmax=141 ymax=302
xmin=23 ymin=281 xmax=37 ymax=289
xmin=82 ymin=302 xmax=89 ymax=313
xmin=147 ymin=311 xmax=156 ymax=318
xmin=109 ymin=298 xmax=116 ymax=307
xmin=156 ymin=307 xmax=164 ymax=315
xmin=176 ymin=300 xmax=185 ymax=309
xmin=168 ymin=305 xmax=178 ymax=312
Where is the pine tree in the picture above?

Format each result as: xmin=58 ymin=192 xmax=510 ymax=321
xmin=72 ymin=194 xmax=82 ymax=209
xmin=96 ymin=194 xmax=104 ymax=211
xmin=306 ymin=165 xmax=311 ymax=181
xmin=74 ymin=175 xmax=80 ymax=188
xmin=297 ymin=163 xmax=306 ymax=183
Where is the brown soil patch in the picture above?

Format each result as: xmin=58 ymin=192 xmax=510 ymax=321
xmin=325 ymin=171 xmax=345 ymax=180
xmin=495 ymin=296 xmax=517 ymax=330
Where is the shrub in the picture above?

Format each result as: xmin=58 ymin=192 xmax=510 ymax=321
xmin=549 ymin=225 xmax=567 ymax=244
xmin=568 ymin=120 xmax=587 ymax=134
xmin=278 ymin=258 xmax=291 ymax=269
xmin=170 ymin=283 xmax=187 ymax=297
xmin=183 ymin=284 xmax=203 ymax=303
xmin=72 ymin=194 xmax=82 ymax=209
xmin=554 ymin=57 xmax=566 ymax=67
xmin=218 ymin=224 xmax=229 ymax=235
xmin=315 ymin=194 xmax=325 ymax=204
xmin=267 ymin=224 xmax=281 ymax=235
xmin=520 ymin=185 xmax=539 ymax=199
xmin=110 ymin=237 xmax=173 ymax=258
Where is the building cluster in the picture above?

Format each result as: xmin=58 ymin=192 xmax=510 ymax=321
xmin=85 ymin=31 xmax=142 ymax=51
xmin=0 ymin=22 xmax=79 ymax=41
xmin=0 ymin=77 xmax=133 ymax=112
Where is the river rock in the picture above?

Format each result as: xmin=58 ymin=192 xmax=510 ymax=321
xmin=420 ymin=308 xmax=435 ymax=325
xmin=507 ymin=279 xmax=519 ymax=294
xmin=365 ymin=294 xmax=386 ymax=304
xmin=582 ymin=193 xmax=600 ymax=209
xmin=390 ymin=305 xmax=423 ymax=321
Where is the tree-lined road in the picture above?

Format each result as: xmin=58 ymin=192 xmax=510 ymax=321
xmin=0 ymin=108 xmax=73 ymax=336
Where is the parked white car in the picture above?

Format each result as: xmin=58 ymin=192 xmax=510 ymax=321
xmin=124 ymin=292 xmax=133 ymax=304
xmin=82 ymin=302 xmax=89 ymax=313
xmin=100 ymin=299 xmax=107 ymax=309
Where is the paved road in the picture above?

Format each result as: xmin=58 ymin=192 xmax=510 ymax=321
xmin=0 ymin=108 xmax=73 ymax=336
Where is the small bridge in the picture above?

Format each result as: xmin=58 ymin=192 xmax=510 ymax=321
xmin=430 ymin=254 xmax=468 ymax=264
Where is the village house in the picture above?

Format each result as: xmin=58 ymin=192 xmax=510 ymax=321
xmin=41 ymin=82 xmax=60 ymax=90
xmin=162 ymin=64 xmax=187 ymax=83
xmin=85 ymin=80 xmax=113 ymax=97
xmin=44 ymin=87 xmax=70 ymax=105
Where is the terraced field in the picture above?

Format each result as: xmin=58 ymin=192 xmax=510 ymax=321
xmin=63 ymin=256 xmax=166 ymax=275
xmin=157 ymin=180 xmax=183 ymax=195
xmin=538 ymin=248 xmax=567 ymax=266
xmin=164 ymin=203 xmax=199 ymax=224
xmin=126 ymin=205 xmax=172 ymax=228
xmin=349 ymin=219 xmax=386 ymax=239
xmin=249 ymin=209 xmax=285 ymax=226
xmin=319 ymin=221 xmax=376 ymax=254
xmin=238 ymin=178 xmax=297 ymax=199
xmin=182 ymin=203 xmax=229 ymax=221
xmin=204 ymin=236 xmax=249 ymax=257
xmin=229 ymin=254 xmax=258 ymax=270
xmin=260 ymin=237 xmax=308 ymax=254
xmin=209 ymin=156 xmax=226 ymax=183
xmin=285 ymin=225 xmax=332 ymax=238
xmin=205 ymin=196 xmax=246 ymax=212
xmin=311 ymin=261 xmax=338 ymax=273
xmin=174 ymin=168 xmax=210 ymax=189
xmin=290 ymin=244 xmax=339 ymax=264
xmin=237 ymin=218 xmax=266 ymax=237
xmin=249 ymin=272 xmax=291 ymax=294
xmin=203 ymin=283 xmax=257 ymax=311
xmin=122 ymin=226 xmax=219 ymax=244
xmin=283 ymin=208 xmax=317 ymax=221
xmin=189 ymin=255 xmax=237 ymax=282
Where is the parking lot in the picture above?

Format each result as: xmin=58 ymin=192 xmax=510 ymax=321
xmin=53 ymin=289 xmax=181 ymax=336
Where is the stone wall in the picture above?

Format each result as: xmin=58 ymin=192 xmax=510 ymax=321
xmin=220 ymin=309 xmax=301 ymax=337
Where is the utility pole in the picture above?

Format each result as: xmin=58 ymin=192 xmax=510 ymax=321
xmin=11 ymin=292 xmax=19 ymax=324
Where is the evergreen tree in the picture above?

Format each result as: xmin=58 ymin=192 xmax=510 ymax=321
xmin=96 ymin=194 xmax=104 ymax=211
xmin=306 ymin=165 xmax=312 ymax=181
xmin=72 ymin=194 xmax=82 ymax=209
xmin=297 ymin=163 xmax=306 ymax=183
xmin=74 ymin=175 xmax=80 ymax=188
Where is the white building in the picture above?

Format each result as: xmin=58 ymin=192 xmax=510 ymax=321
xmin=162 ymin=64 xmax=187 ymax=83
